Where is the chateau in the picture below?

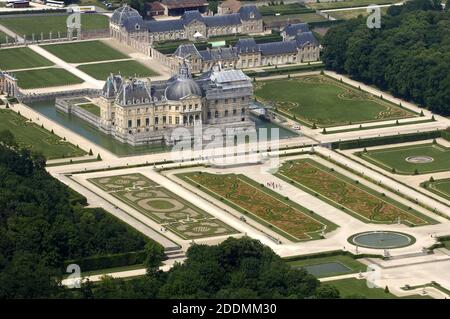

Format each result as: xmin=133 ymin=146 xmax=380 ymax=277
xmin=110 ymin=4 xmax=263 ymax=45
xmin=56 ymin=64 xmax=255 ymax=146
xmin=166 ymin=25 xmax=320 ymax=73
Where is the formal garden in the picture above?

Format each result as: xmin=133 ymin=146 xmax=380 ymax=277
xmin=0 ymin=109 xmax=86 ymax=159
xmin=0 ymin=13 xmax=108 ymax=40
xmin=275 ymin=158 xmax=434 ymax=226
xmin=422 ymin=177 xmax=450 ymax=202
xmin=356 ymin=142 xmax=450 ymax=175
xmin=89 ymin=173 xmax=238 ymax=240
xmin=0 ymin=47 xmax=53 ymax=70
xmin=254 ymin=75 xmax=415 ymax=127
xmin=77 ymin=60 xmax=158 ymax=80
xmin=178 ymin=171 xmax=336 ymax=242
xmin=41 ymin=40 xmax=128 ymax=64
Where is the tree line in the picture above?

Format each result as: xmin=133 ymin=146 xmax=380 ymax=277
xmin=322 ymin=0 xmax=450 ymax=116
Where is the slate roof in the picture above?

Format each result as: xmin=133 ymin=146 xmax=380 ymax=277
xmin=234 ymin=38 xmax=258 ymax=53
xmin=174 ymin=43 xmax=202 ymax=59
xmin=282 ymin=23 xmax=310 ymax=37
xmin=295 ymin=31 xmax=319 ymax=47
xmin=238 ymin=6 xmax=262 ymax=20
xmin=122 ymin=16 xmax=147 ymax=32
xmin=181 ymin=10 xmax=203 ymax=24
xmin=258 ymin=41 xmax=298 ymax=55
xmin=203 ymin=13 xmax=241 ymax=27
xmin=116 ymin=79 xmax=153 ymax=106
xmin=198 ymin=47 xmax=237 ymax=61
xmin=111 ymin=5 xmax=142 ymax=26
xmin=146 ymin=19 xmax=184 ymax=32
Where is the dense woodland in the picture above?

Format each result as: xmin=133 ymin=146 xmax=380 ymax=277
xmin=77 ymin=237 xmax=340 ymax=299
xmin=0 ymin=130 xmax=340 ymax=299
xmin=0 ymin=131 xmax=148 ymax=298
xmin=322 ymin=0 xmax=450 ymax=116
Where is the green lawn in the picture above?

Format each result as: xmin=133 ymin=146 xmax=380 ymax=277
xmin=178 ymin=171 xmax=337 ymax=242
xmin=78 ymin=103 xmax=101 ymax=117
xmin=287 ymin=254 xmax=366 ymax=278
xmin=263 ymin=12 xmax=327 ymax=23
xmin=14 ymin=68 xmax=84 ymax=89
xmin=255 ymin=76 xmax=415 ymax=127
xmin=358 ymin=143 xmax=450 ymax=175
xmin=422 ymin=178 xmax=450 ymax=201
xmin=328 ymin=7 xmax=388 ymax=20
xmin=41 ymin=40 xmax=128 ymax=63
xmin=77 ymin=60 xmax=159 ymax=80
xmin=307 ymin=0 xmax=398 ymax=10
xmin=0 ymin=47 xmax=53 ymax=70
xmin=0 ymin=14 xmax=108 ymax=40
xmin=327 ymin=278 xmax=430 ymax=299
xmin=276 ymin=158 xmax=435 ymax=226
xmin=0 ymin=30 xmax=13 ymax=44
xmin=0 ymin=109 xmax=86 ymax=159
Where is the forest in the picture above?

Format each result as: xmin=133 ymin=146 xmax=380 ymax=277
xmin=322 ymin=0 xmax=450 ymax=116
xmin=0 ymin=130 xmax=339 ymax=299
xmin=0 ymin=130 xmax=149 ymax=298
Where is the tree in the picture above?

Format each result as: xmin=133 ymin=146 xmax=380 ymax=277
xmin=315 ymin=284 xmax=341 ymax=299
xmin=143 ymin=241 xmax=165 ymax=273
xmin=0 ymin=129 xmax=16 ymax=147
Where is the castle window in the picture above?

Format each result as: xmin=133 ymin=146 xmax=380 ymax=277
xmin=128 ymin=120 xmax=132 ymax=128
xmin=169 ymin=116 xmax=172 ymax=124
xmin=215 ymin=111 xmax=219 ymax=118
xmin=176 ymin=106 xmax=179 ymax=111
xmin=224 ymin=110 xmax=228 ymax=117
xmin=241 ymin=108 xmax=245 ymax=115
xmin=145 ymin=118 xmax=149 ymax=126
xmin=154 ymin=117 xmax=159 ymax=125
xmin=233 ymin=109 xmax=237 ymax=115
xmin=163 ymin=116 xmax=166 ymax=124
xmin=175 ymin=117 xmax=180 ymax=124
xmin=207 ymin=111 xmax=211 ymax=119
xmin=137 ymin=119 xmax=141 ymax=127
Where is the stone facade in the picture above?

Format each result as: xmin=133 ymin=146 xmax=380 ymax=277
xmin=0 ymin=71 xmax=18 ymax=97
xmin=59 ymin=64 xmax=255 ymax=146
xmin=162 ymin=25 xmax=320 ymax=74
xmin=110 ymin=4 xmax=264 ymax=46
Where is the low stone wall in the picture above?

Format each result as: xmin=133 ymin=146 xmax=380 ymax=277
xmin=19 ymin=89 xmax=101 ymax=103
xmin=55 ymin=97 xmax=101 ymax=128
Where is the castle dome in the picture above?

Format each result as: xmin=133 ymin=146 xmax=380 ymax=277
xmin=165 ymin=63 xmax=202 ymax=101
xmin=111 ymin=5 xmax=142 ymax=26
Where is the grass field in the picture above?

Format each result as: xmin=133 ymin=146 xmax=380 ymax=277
xmin=327 ymin=278 xmax=430 ymax=299
xmin=14 ymin=67 xmax=84 ymax=89
xmin=77 ymin=60 xmax=159 ymax=80
xmin=307 ymin=0 xmax=397 ymax=10
xmin=276 ymin=158 xmax=433 ymax=226
xmin=255 ymin=76 xmax=415 ymax=127
xmin=328 ymin=7 xmax=388 ymax=20
xmin=0 ymin=14 xmax=108 ymax=40
xmin=422 ymin=178 xmax=450 ymax=202
xmin=358 ymin=143 xmax=450 ymax=175
xmin=78 ymin=103 xmax=101 ymax=117
xmin=263 ymin=12 xmax=327 ymax=23
xmin=178 ymin=171 xmax=337 ymax=242
xmin=287 ymin=254 xmax=366 ymax=278
xmin=0 ymin=30 xmax=13 ymax=44
xmin=0 ymin=109 xmax=86 ymax=159
xmin=41 ymin=40 xmax=128 ymax=63
xmin=89 ymin=174 xmax=238 ymax=240
xmin=0 ymin=47 xmax=53 ymax=70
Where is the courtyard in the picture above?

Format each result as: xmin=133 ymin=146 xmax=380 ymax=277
xmin=89 ymin=173 xmax=238 ymax=240
xmin=77 ymin=60 xmax=159 ymax=80
xmin=357 ymin=143 xmax=450 ymax=175
xmin=255 ymin=75 xmax=415 ymax=127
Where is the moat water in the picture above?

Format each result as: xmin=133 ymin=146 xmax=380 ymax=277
xmin=29 ymin=100 xmax=297 ymax=157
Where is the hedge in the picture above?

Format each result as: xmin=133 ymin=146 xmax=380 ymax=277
xmin=334 ymin=130 xmax=443 ymax=150
xmin=245 ymin=63 xmax=324 ymax=77
xmin=64 ymin=250 xmax=146 ymax=272
xmin=308 ymin=20 xmax=345 ymax=29
xmin=442 ymin=129 xmax=450 ymax=142
xmin=283 ymin=250 xmax=382 ymax=262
